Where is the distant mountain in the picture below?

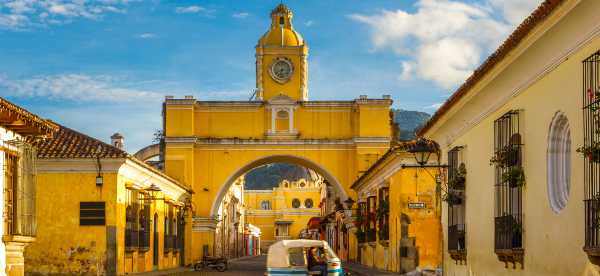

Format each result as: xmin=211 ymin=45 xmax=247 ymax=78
xmin=244 ymin=163 xmax=314 ymax=190
xmin=392 ymin=109 xmax=431 ymax=141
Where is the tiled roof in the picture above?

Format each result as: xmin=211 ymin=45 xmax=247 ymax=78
xmin=418 ymin=0 xmax=565 ymax=136
xmin=31 ymin=125 xmax=128 ymax=159
xmin=30 ymin=123 xmax=194 ymax=194
xmin=0 ymin=97 xmax=58 ymax=136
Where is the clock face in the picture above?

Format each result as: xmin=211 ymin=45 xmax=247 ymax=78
xmin=270 ymin=58 xmax=294 ymax=83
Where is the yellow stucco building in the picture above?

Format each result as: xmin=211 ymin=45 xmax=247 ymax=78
xmin=348 ymin=140 xmax=442 ymax=274
xmin=162 ymin=4 xmax=392 ymax=264
xmin=25 ymin=126 xmax=192 ymax=275
xmin=244 ymin=177 xmax=323 ymax=252
xmin=419 ymin=0 xmax=600 ymax=275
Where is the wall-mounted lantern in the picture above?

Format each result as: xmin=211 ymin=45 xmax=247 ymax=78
xmin=407 ymin=137 xmax=438 ymax=166
xmin=95 ymin=156 xmax=103 ymax=187
xmin=144 ymin=184 xmax=165 ymax=202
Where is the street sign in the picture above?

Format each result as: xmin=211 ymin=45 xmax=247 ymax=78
xmin=408 ymin=202 xmax=426 ymax=209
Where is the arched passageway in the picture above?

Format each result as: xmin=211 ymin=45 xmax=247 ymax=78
xmin=210 ymin=154 xmax=348 ymax=217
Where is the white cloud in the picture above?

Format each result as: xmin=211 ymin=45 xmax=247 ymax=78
xmin=350 ymin=0 xmax=541 ymax=89
xmin=232 ymin=12 xmax=249 ymax=19
xmin=175 ymin=5 xmax=205 ymax=14
xmin=0 ymin=74 xmax=164 ymax=102
xmin=0 ymin=0 xmax=131 ymax=30
xmin=305 ymin=20 xmax=314 ymax=27
xmin=138 ymin=32 xmax=156 ymax=39
xmin=489 ymin=0 xmax=540 ymax=26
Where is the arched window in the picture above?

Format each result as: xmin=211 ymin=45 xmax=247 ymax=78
xmin=547 ymin=112 xmax=571 ymax=213
xmin=261 ymin=200 xmax=271 ymax=210
xmin=305 ymin=198 xmax=314 ymax=208
xmin=292 ymin=198 xmax=301 ymax=208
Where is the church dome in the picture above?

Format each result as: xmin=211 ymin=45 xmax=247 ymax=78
xmin=258 ymin=4 xmax=304 ymax=47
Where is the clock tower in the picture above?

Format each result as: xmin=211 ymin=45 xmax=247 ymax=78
xmin=256 ymin=4 xmax=308 ymax=101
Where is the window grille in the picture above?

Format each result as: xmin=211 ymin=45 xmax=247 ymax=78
xmin=4 ymin=140 xmax=37 ymax=237
xmin=583 ymin=50 xmax=600 ymax=259
xmin=367 ymin=196 xmax=376 ymax=242
xmin=377 ymin=188 xmax=389 ymax=241
xmin=80 ymin=202 xmax=106 ymax=226
xmin=164 ymin=204 xmax=174 ymax=253
xmin=138 ymin=193 xmax=151 ymax=251
xmin=125 ymin=189 xmax=139 ymax=251
xmin=447 ymin=146 xmax=466 ymax=263
xmin=493 ymin=110 xmax=524 ymax=267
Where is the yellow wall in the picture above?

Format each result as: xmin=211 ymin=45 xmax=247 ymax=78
xmin=25 ymin=172 xmax=117 ymax=275
xmin=352 ymin=153 xmax=441 ymax=273
xmin=422 ymin=1 xmax=600 ymax=275
xmin=25 ymin=168 xmax=183 ymax=275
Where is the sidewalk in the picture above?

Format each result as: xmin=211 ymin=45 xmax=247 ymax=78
xmin=343 ymin=262 xmax=441 ymax=276
xmin=343 ymin=262 xmax=397 ymax=276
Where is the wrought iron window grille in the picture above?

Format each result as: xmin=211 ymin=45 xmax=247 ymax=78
xmin=582 ymin=50 xmax=600 ymax=265
xmin=492 ymin=110 xmax=524 ymax=269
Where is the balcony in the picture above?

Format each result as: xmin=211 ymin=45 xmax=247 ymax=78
xmin=448 ymin=224 xmax=466 ymax=264
xmin=276 ymin=235 xmax=291 ymax=241
xmin=494 ymin=214 xmax=523 ymax=268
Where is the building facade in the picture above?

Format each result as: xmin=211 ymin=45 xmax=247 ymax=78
xmin=162 ymin=4 xmax=392 ymax=264
xmin=24 ymin=126 xmax=192 ymax=275
xmin=349 ymin=141 xmax=442 ymax=274
xmin=244 ymin=178 xmax=322 ymax=252
xmin=419 ymin=0 xmax=600 ymax=275
xmin=0 ymin=98 xmax=57 ymax=276
xmin=215 ymin=176 xmax=245 ymax=258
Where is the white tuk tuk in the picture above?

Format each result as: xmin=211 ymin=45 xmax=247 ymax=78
xmin=265 ymin=239 xmax=345 ymax=276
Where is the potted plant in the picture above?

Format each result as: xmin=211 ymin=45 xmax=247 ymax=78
xmin=490 ymin=145 xmax=519 ymax=168
xmin=502 ymin=166 xmax=526 ymax=188
xmin=444 ymin=191 xmax=463 ymax=206
xmin=448 ymin=163 xmax=467 ymax=190
xmin=577 ymin=141 xmax=600 ymax=163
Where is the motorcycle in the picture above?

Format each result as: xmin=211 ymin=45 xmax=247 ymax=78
xmin=193 ymin=255 xmax=228 ymax=272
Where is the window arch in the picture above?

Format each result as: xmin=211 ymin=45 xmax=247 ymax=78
xmin=261 ymin=200 xmax=271 ymax=210
xmin=292 ymin=198 xmax=301 ymax=208
xmin=304 ymin=198 xmax=314 ymax=208
xmin=547 ymin=111 xmax=571 ymax=213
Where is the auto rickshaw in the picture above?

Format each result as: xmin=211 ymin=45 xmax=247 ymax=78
xmin=265 ymin=239 xmax=346 ymax=276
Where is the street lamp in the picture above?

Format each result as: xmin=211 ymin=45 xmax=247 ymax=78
xmin=408 ymin=137 xmax=438 ymax=166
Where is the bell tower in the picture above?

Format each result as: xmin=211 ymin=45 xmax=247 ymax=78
xmin=256 ymin=4 xmax=308 ymax=101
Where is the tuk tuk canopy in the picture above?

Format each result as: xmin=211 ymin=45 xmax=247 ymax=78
xmin=266 ymin=239 xmax=338 ymax=268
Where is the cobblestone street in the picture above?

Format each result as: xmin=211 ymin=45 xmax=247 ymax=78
xmin=166 ymin=256 xmax=267 ymax=276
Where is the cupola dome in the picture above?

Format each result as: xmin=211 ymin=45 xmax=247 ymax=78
xmin=258 ymin=4 xmax=304 ymax=47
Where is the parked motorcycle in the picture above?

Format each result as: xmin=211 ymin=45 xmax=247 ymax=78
xmin=193 ymin=256 xmax=228 ymax=272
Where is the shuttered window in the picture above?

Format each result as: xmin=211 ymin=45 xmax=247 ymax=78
xmin=80 ymin=202 xmax=106 ymax=226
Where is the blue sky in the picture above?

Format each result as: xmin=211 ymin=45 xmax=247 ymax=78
xmin=0 ymin=0 xmax=540 ymax=152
